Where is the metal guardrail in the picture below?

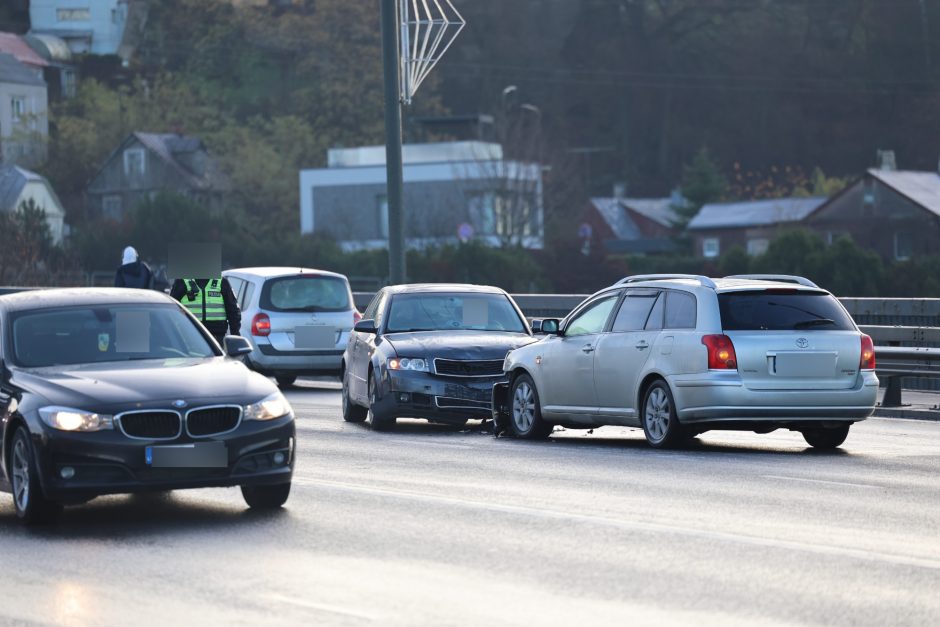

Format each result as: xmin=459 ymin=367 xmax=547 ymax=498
xmin=873 ymin=347 xmax=940 ymax=407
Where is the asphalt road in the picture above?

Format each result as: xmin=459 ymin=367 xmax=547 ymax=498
xmin=1 ymin=380 xmax=939 ymax=627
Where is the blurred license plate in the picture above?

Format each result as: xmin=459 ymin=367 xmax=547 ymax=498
xmin=295 ymin=325 xmax=334 ymax=349
xmin=146 ymin=442 xmax=227 ymax=468
xmin=774 ymin=352 xmax=837 ymax=377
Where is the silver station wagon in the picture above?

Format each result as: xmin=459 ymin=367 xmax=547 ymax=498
xmin=493 ymin=274 xmax=878 ymax=449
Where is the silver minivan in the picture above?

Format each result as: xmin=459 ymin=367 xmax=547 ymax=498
xmin=494 ymin=274 xmax=878 ymax=449
xmin=223 ymin=267 xmax=359 ymax=387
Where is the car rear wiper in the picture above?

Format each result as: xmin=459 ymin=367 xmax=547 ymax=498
xmin=793 ymin=318 xmax=836 ymax=329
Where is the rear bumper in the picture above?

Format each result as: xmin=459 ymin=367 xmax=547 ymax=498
xmin=248 ymin=344 xmax=344 ymax=375
xmin=671 ymin=371 xmax=878 ymax=424
xmin=34 ymin=414 xmax=295 ymax=499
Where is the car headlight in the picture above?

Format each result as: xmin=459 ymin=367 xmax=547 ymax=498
xmin=388 ymin=357 xmax=428 ymax=372
xmin=244 ymin=391 xmax=292 ymax=421
xmin=39 ymin=406 xmax=113 ymax=432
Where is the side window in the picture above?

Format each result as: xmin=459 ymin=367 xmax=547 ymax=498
xmin=665 ymin=291 xmax=697 ymax=329
xmin=645 ymin=294 xmax=664 ymax=330
xmin=564 ymin=294 xmax=619 ymax=337
xmin=611 ymin=290 xmax=659 ymax=332
xmin=227 ymin=277 xmax=245 ymax=301
xmin=362 ymin=290 xmax=383 ymax=320
xmin=241 ymin=282 xmax=256 ymax=309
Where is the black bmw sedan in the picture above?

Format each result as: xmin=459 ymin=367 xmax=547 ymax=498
xmin=0 ymin=288 xmax=295 ymax=524
xmin=341 ymin=284 xmax=535 ymax=430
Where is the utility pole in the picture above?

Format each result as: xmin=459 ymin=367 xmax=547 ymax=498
xmin=380 ymin=0 xmax=406 ymax=283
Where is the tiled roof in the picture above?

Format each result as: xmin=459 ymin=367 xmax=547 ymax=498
xmin=866 ymin=169 xmax=940 ymax=217
xmin=0 ymin=164 xmax=63 ymax=216
xmin=621 ymin=197 xmax=680 ymax=228
xmin=688 ymin=197 xmax=826 ymax=230
xmin=0 ymin=52 xmax=45 ymax=86
xmin=0 ymin=32 xmax=48 ymax=68
xmin=132 ymin=132 xmax=229 ymax=191
xmin=590 ymin=197 xmax=641 ymax=240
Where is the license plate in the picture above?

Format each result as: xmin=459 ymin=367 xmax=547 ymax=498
xmin=146 ymin=442 xmax=227 ymax=468
xmin=773 ymin=352 xmax=837 ymax=377
xmin=294 ymin=325 xmax=335 ymax=349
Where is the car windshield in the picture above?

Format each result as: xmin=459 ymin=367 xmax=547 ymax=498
xmin=260 ymin=275 xmax=350 ymax=312
xmin=11 ymin=304 xmax=217 ymax=367
xmin=718 ymin=290 xmax=856 ymax=331
xmin=385 ymin=293 xmax=526 ymax=333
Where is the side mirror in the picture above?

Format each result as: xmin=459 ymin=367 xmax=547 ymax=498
xmin=538 ymin=318 xmax=560 ymax=335
xmin=354 ymin=319 xmax=378 ymax=334
xmin=224 ymin=335 xmax=253 ymax=357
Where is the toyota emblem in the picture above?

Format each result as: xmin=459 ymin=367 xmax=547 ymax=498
xmin=795 ymin=338 xmax=809 ymax=348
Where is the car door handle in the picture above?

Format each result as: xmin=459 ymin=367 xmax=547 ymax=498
xmin=581 ymin=345 xmax=595 ymax=353
xmin=635 ymin=341 xmax=649 ymax=350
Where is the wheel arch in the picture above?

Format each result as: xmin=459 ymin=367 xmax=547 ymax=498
xmin=637 ymin=372 xmax=671 ymax=412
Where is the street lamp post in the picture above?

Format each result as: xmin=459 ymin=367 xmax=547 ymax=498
xmin=380 ymin=0 xmax=406 ymax=284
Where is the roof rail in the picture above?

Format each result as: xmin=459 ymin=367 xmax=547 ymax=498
xmin=618 ymin=274 xmax=717 ymax=289
xmin=723 ymin=274 xmax=819 ymax=288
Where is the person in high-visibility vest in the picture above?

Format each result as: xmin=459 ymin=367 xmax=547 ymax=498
xmin=170 ymin=276 xmax=241 ymax=346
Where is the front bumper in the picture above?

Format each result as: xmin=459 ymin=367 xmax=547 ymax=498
xmin=377 ymin=369 xmax=504 ymax=423
xmin=34 ymin=414 xmax=295 ymax=499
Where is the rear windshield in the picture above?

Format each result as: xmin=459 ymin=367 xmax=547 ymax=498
xmin=260 ymin=275 xmax=350 ymax=313
xmin=718 ymin=290 xmax=855 ymax=331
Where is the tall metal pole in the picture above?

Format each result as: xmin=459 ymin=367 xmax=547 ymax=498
xmin=381 ymin=0 xmax=406 ymax=283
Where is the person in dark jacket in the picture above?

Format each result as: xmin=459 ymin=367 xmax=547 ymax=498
xmin=170 ymin=276 xmax=241 ymax=346
xmin=114 ymin=246 xmax=154 ymax=289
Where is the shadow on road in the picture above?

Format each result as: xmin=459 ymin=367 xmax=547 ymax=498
xmin=0 ymin=491 xmax=289 ymax=537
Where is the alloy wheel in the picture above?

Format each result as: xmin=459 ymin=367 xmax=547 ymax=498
xmin=645 ymin=387 xmax=670 ymax=442
xmin=11 ymin=439 xmax=30 ymax=512
xmin=512 ymin=381 xmax=535 ymax=432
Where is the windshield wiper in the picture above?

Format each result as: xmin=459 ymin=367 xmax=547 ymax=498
xmin=793 ymin=318 xmax=836 ymax=329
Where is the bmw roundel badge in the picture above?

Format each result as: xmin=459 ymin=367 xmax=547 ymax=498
xmin=172 ymin=399 xmax=188 ymax=409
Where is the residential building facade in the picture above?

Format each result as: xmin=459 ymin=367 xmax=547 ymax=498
xmin=0 ymin=52 xmax=48 ymax=167
xmin=688 ymin=197 xmax=826 ymax=258
xmin=582 ymin=194 xmax=681 ymax=255
xmin=299 ymin=141 xmax=544 ymax=251
xmin=806 ymin=168 xmax=940 ymax=263
xmin=29 ymin=0 xmax=130 ymax=58
xmin=0 ymin=163 xmax=66 ymax=243
xmin=86 ymin=132 xmax=229 ymax=220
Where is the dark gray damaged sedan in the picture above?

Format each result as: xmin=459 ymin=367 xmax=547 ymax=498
xmin=341 ymin=284 xmax=536 ymax=430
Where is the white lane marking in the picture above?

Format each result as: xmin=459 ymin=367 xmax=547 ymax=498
xmin=296 ymin=478 xmax=940 ymax=571
xmin=260 ymin=593 xmax=378 ymax=622
xmin=762 ymin=475 xmax=882 ymax=489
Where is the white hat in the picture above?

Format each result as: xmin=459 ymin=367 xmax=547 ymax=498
xmin=122 ymin=246 xmax=138 ymax=265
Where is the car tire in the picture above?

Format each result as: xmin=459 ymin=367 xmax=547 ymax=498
xmin=368 ymin=371 xmax=396 ymax=432
xmin=508 ymin=374 xmax=553 ymax=439
xmin=342 ymin=371 xmax=368 ymax=423
xmin=802 ymin=424 xmax=851 ymax=449
xmin=9 ymin=427 xmax=62 ymax=525
xmin=275 ymin=375 xmax=297 ymax=388
xmin=641 ymin=380 xmax=684 ymax=449
xmin=241 ymin=482 xmax=291 ymax=509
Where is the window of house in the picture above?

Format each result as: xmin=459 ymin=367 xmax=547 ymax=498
xmin=62 ymin=69 xmax=77 ymax=98
xmin=102 ymin=195 xmax=123 ymax=219
xmin=57 ymin=8 xmax=90 ymax=21
xmin=376 ymin=194 xmax=389 ymax=239
xmin=746 ymin=238 xmax=769 ymax=256
xmin=702 ymin=238 xmax=720 ymax=258
xmin=11 ymin=96 xmax=26 ymax=122
xmin=124 ymin=148 xmax=146 ymax=177
xmin=894 ymin=232 xmax=913 ymax=261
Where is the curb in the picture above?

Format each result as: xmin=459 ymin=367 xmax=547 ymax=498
xmin=873 ymin=407 xmax=940 ymax=422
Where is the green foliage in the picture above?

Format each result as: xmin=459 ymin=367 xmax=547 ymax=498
xmin=718 ymin=246 xmax=749 ymax=276
xmin=0 ymin=200 xmax=76 ymax=286
xmin=679 ymin=147 xmax=726 ymax=219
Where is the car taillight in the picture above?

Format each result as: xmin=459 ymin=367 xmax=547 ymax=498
xmin=251 ymin=313 xmax=271 ymax=337
xmin=860 ymin=334 xmax=876 ymax=370
xmin=353 ymin=310 xmax=362 ymax=324
xmin=702 ymin=334 xmax=737 ymax=370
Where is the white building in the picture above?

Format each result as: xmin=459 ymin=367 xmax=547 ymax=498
xmin=29 ymin=0 xmax=129 ymax=57
xmin=0 ymin=164 xmax=67 ymax=244
xmin=0 ymin=53 xmax=48 ymax=167
xmin=299 ymin=141 xmax=544 ymax=251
